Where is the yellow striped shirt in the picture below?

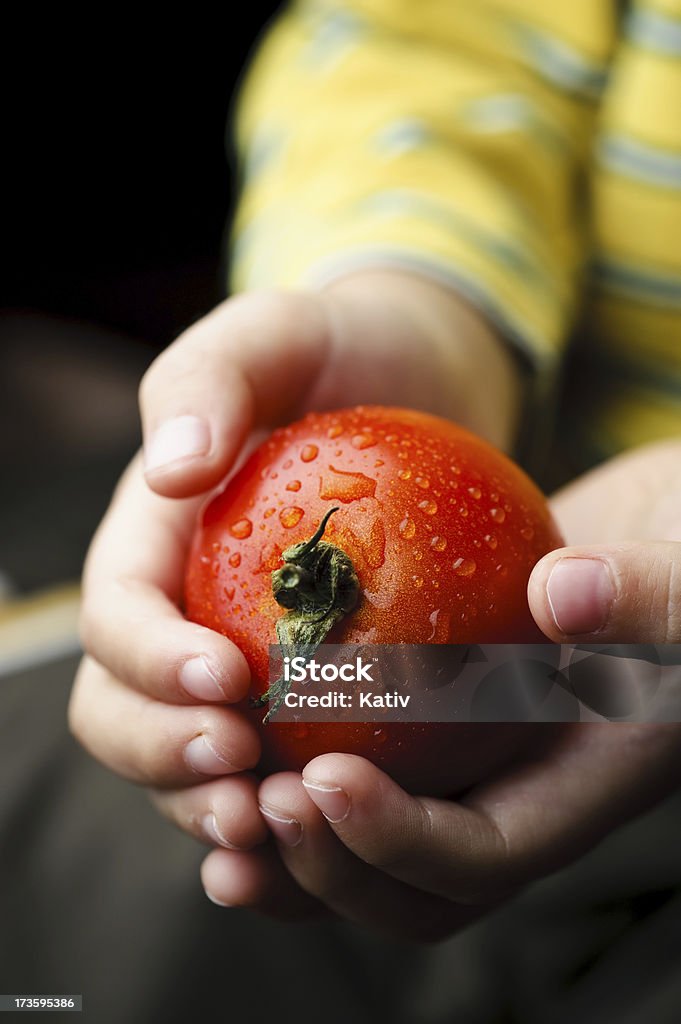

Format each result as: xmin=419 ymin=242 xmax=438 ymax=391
xmin=229 ymin=0 xmax=681 ymax=480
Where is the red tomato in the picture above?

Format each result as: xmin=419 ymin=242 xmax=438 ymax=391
xmin=184 ymin=406 xmax=563 ymax=795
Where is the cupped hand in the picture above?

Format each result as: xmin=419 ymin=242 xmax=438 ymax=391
xmin=69 ymin=273 xmax=518 ymax=871
xmin=201 ymin=439 xmax=681 ymax=936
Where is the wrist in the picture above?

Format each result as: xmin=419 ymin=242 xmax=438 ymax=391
xmin=317 ymin=270 xmax=522 ymax=452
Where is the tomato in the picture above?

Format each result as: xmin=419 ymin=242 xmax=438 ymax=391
xmin=184 ymin=406 xmax=563 ymax=795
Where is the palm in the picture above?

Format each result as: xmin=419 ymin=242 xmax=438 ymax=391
xmin=551 ymin=440 xmax=681 ymax=546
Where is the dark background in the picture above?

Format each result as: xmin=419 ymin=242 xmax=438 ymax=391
xmin=2 ymin=8 xmax=280 ymax=593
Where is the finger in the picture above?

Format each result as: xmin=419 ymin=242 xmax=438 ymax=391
xmin=528 ymin=541 xmax=681 ymax=642
xmin=200 ymin=846 xmax=328 ymax=921
xmin=257 ymin=773 xmax=483 ymax=941
xmin=149 ymin=774 xmax=268 ymax=850
xmin=79 ymin=454 xmax=250 ymax=704
xmin=140 ymin=290 xmax=332 ymax=497
xmin=300 ymin=731 xmax=681 ymax=903
xmin=68 ymin=657 xmax=260 ymax=788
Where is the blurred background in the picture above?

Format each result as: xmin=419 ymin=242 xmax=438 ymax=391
xmin=2 ymin=7 xmax=279 ymax=601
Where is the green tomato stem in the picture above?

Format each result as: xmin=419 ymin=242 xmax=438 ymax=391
xmin=252 ymin=507 xmax=361 ymax=722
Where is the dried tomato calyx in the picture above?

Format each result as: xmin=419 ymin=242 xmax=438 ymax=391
xmin=252 ymin=507 xmax=361 ymax=722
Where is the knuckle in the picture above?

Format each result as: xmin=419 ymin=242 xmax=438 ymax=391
xmin=234 ymin=288 xmax=317 ymax=348
xmin=135 ymin=744 xmax=164 ymax=788
xmin=135 ymin=706 xmax=177 ymax=785
xmin=139 ymin=339 xmax=203 ymax=407
xmin=256 ymin=290 xmax=306 ymax=333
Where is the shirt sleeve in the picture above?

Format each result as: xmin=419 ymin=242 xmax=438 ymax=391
xmin=228 ymin=0 xmax=614 ymax=460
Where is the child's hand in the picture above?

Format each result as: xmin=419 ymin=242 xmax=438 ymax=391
xmin=69 ymin=272 xmax=520 ymax=869
xmin=199 ymin=439 xmax=681 ymax=935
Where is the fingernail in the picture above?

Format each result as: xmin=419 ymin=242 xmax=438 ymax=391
xmin=258 ymin=805 xmax=303 ymax=847
xmin=205 ymin=890 xmax=231 ymax=908
xmin=180 ymin=657 xmax=226 ymax=701
xmin=302 ymin=780 xmax=350 ymax=823
xmin=202 ymin=812 xmax=239 ymax=849
xmin=145 ymin=415 xmax=210 ymax=473
xmin=184 ymin=735 xmax=233 ymax=775
xmin=546 ymin=557 xmax=616 ymax=636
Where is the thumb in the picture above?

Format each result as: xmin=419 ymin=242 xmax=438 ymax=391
xmin=528 ymin=542 xmax=681 ymax=643
xmin=140 ymin=290 xmax=331 ymax=499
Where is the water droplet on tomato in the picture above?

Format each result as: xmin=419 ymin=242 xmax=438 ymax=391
xmin=280 ymin=507 xmax=304 ymax=529
xmin=431 ymin=535 xmax=447 ymax=551
xmin=346 ymin=517 xmax=386 ymax=569
xmin=418 ymin=499 xmax=437 ymax=516
xmin=318 ymin=466 xmax=377 ymax=503
xmin=398 ymin=468 xmax=412 ymax=481
xmin=229 ymin=518 xmax=252 ymax=539
xmin=374 ymin=459 xmax=384 ymax=467
xmin=351 ymin=433 xmax=376 ymax=450
xmin=413 ymin=549 xmax=423 ymax=562
xmin=467 ymin=486 xmax=481 ymax=499
xmin=211 ymin=561 xmax=220 ymax=577
xmin=427 ymin=608 xmax=440 ymax=640
xmin=385 ymin=433 xmax=398 ymax=443
xmin=263 ymin=507 xmax=276 ymax=518
xmin=484 ymin=534 xmax=498 ymax=549
xmin=415 ymin=476 xmax=430 ymax=489
xmin=257 ymin=542 xmax=283 ymax=573
xmin=373 ymin=728 xmax=388 ymax=745
xmin=327 ymin=424 xmax=343 ymax=439
xmin=399 ymin=517 xmax=416 ymax=539
xmin=228 ymin=552 xmax=241 ymax=567
xmin=453 ymin=557 xmax=476 ymax=577
xmin=200 ymin=554 xmax=210 ymax=565
xmin=283 ymin=459 xmax=293 ymax=470
xmin=286 ymin=480 xmax=301 ymax=492
xmin=413 ymin=576 xmax=424 ymax=588
xmin=490 ymin=507 xmax=506 ymax=523
xmin=521 ymin=526 xmax=535 ymax=540
xmin=300 ymin=445 xmax=319 ymax=463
